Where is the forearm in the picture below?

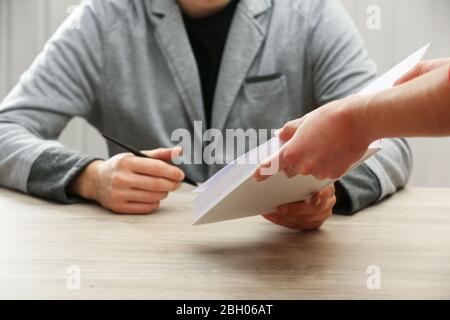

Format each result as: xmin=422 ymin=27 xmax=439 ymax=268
xmin=360 ymin=65 xmax=450 ymax=140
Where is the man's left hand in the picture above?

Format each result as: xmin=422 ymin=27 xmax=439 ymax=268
xmin=263 ymin=184 xmax=336 ymax=231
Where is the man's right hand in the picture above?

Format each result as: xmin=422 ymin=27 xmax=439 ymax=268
xmin=69 ymin=147 xmax=185 ymax=214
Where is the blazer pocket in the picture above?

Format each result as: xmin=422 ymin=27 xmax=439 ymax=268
xmin=244 ymin=73 xmax=285 ymax=100
xmin=241 ymin=74 xmax=291 ymax=129
xmin=245 ymin=72 xmax=283 ymax=84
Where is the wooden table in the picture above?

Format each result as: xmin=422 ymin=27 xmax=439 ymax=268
xmin=0 ymin=186 xmax=449 ymax=299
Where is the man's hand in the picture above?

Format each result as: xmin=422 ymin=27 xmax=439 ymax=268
xmin=254 ymin=95 xmax=373 ymax=181
xmin=69 ymin=147 xmax=185 ymax=214
xmin=263 ymin=184 xmax=336 ymax=231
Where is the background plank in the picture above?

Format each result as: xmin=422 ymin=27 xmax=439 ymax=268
xmin=9 ymin=0 xmax=47 ymax=86
xmin=45 ymin=0 xmax=108 ymax=158
xmin=0 ymin=0 xmax=9 ymax=99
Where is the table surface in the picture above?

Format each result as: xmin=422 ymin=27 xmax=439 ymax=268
xmin=1 ymin=186 xmax=449 ymax=299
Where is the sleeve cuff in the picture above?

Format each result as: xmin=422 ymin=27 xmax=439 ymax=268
xmin=333 ymin=163 xmax=382 ymax=215
xmin=27 ymin=147 xmax=103 ymax=204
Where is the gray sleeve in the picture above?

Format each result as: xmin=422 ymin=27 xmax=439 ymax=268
xmin=308 ymin=0 xmax=412 ymax=213
xmin=0 ymin=0 xmax=107 ymax=201
xmin=333 ymin=164 xmax=381 ymax=215
xmin=28 ymin=147 xmax=102 ymax=203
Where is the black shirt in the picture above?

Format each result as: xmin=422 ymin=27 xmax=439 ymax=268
xmin=182 ymin=0 xmax=239 ymax=128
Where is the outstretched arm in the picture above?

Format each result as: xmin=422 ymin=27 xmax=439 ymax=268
xmin=255 ymin=60 xmax=450 ymax=181
xmin=364 ymin=62 xmax=450 ymax=139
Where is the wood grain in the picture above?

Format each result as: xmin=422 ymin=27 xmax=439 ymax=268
xmin=0 ymin=186 xmax=449 ymax=299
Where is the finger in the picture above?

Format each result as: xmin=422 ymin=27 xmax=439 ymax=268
xmin=263 ymin=212 xmax=300 ymax=230
xmin=320 ymin=184 xmax=336 ymax=197
xmin=313 ymin=185 xmax=336 ymax=205
xmin=283 ymin=167 xmax=298 ymax=179
xmin=310 ymin=192 xmax=321 ymax=206
xmin=254 ymin=168 xmax=271 ymax=181
xmin=144 ymin=147 xmax=183 ymax=162
xmin=113 ymin=202 xmax=160 ymax=215
xmin=119 ymin=189 xmax=168 ymax=203
xmin=280 ymin=131 xmax=306 ymax=166
xmin=394 ymin=63 xmax=423 ymax=86
xmin=294 ymin=208 xmax=333 ymax=230
xmin=281 ymin=204 xmax=333 ymax=224
xmin=277 ymin=201 xmax=310 ymax=216
xmin=278 ymin=118 xmax=304 ymax=141
xmin=127 ymin=174 xmax=181 ymax=192
xmin=277 ymin=192 xmax=335 ymax=217
xmin=254 ymin=151 xmax=286 ymax=181
xmin=256 ymin=164 xmax=281 ymax=181
xmin=255 ymin=118 xmax=308 ymax=181
xmin=267 ymin=199 xmax=334 ymax=230
xmin=298 ymin=210 xmax=332 ymax=225
xmin=128 ymin=157 xmax=185 ymax=182
xmin=263 ymin=212 xmax=280 ymax=224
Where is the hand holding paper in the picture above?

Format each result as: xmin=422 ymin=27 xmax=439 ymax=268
xmin=255 ymin=44 xmax=431 ymax=182
xmin=263 ymin=184 xmax=336 ymax=231
xmin=193 ymin=44 xmax=429 ymax=226
xmin=255 ymin=94 xmax=374 ymax=181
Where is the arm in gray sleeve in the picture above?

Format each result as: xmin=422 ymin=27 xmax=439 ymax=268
xmin=0 ymin=0 xmax=107 ymax=203
xmin=307 ymin=0 xmax=413 ymax=214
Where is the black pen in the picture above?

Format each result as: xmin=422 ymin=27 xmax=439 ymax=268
xmin=102 ymin=134 xmax=197 ymax=187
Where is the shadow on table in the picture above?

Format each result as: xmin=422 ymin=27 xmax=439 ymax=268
xmin=190 ymin=229 xmax=340 ymax=282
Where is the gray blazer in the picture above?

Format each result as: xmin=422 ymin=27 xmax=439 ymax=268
xmin=0 ymin=0 xmax=412 ymax=213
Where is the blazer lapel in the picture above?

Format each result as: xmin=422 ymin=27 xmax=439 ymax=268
xmin=211 ymin=0 xmax=271 ymax=131
xmin=151 ymin=0 xmax=206 ymax=131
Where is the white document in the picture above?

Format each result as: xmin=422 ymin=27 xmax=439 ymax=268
xmin=192 ymin=44 xmax=430 ymax=226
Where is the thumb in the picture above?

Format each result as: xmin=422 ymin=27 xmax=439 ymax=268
xmin=394 ymin=63 xmax=423 ymax=86
xmin=143 ymin=147 xmax=183 ymax=162
xmin=279 ymin=118 xmax=304 ymax=141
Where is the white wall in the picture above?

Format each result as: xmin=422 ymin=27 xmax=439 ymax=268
xmin=0 ymin=0 xmax=108 ymax=158
xmin=340 ymin=0 xmax=450 ymax=187
xmin=0 ymin=0 xmax=449 ymax=187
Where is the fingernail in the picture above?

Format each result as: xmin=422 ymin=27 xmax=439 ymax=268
xmin=261 ymin=160 xmax=271 ymax=168
xmin=314 ymin=197 xmax=322 ymax=206
xmin=285 ymin=169 xmax=296 ymax=179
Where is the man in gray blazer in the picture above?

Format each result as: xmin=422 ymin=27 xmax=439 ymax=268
xmin=0 ymin=0 xmax=412 ymax=230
